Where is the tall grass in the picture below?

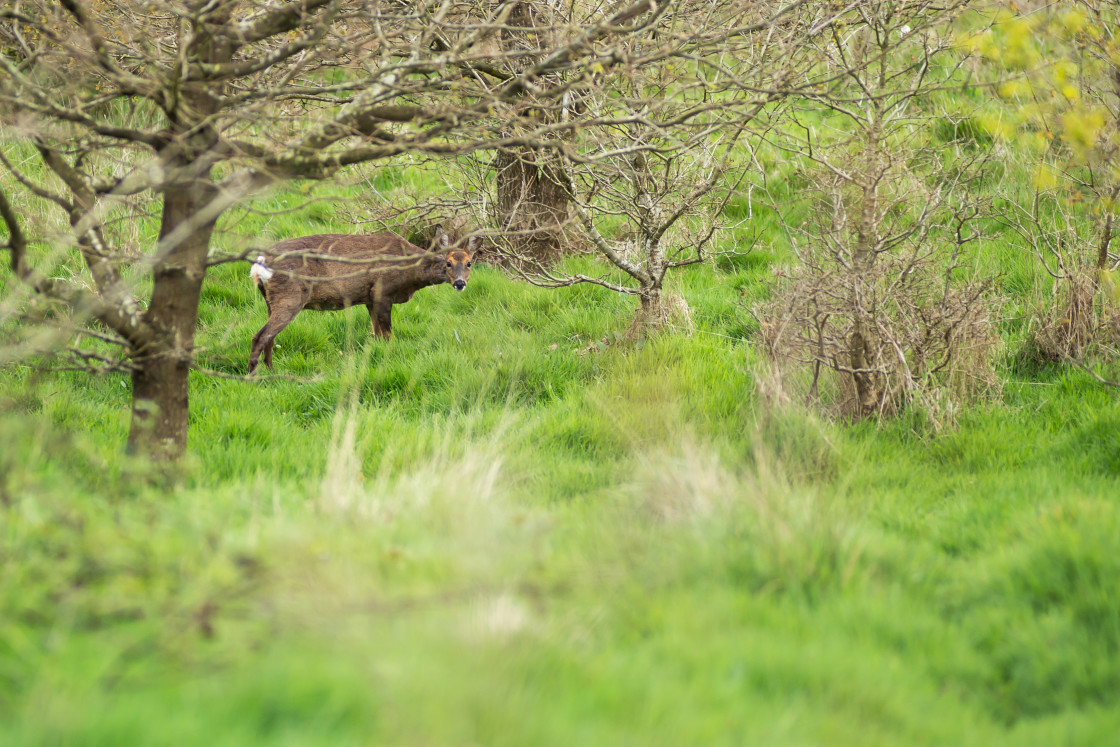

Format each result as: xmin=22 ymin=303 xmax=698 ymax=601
xmin=3 ymin=105 xmax=1120 ymax=744
xmin=4 ymin=222 xmax=1120 ymax=742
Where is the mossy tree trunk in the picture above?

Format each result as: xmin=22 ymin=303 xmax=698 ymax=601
xmin=494 ymin=2 xmax=570 ymax=265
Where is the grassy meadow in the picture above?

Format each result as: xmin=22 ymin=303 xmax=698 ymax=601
xmin=4 ymin=158 xmax=1120 ymax=745
xmin=4 ymin=14 xmax=1120 ymax=733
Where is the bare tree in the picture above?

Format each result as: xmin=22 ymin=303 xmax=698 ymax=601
xmin=557 ymin=121 xmax=747 ymax=336
xmin=0 ymin=0 xmax=689 ymax=460
xmin=757 ymin=1 xmax=998 ymax=419
xmin=468 ymin=0 xmax=868 ymax=335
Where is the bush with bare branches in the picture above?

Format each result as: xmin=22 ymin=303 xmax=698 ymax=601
xmin=756 ymin=2 xmax=999 ymax=421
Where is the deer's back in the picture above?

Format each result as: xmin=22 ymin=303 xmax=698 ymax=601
xmin=263 ymin=233 xmax=428 ymax=309
xmin=265 ymin=233 xmax=418 ymax=272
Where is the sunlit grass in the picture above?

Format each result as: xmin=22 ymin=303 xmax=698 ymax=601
xmin=4 ymin=77 xmax=1120 ymax=747
xmin=4 ymin=224 xmax=1120 ymax=742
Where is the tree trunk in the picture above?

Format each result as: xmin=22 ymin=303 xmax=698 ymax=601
xmin=496 ymin=148 xmax=570 ymax=264
xmin=125 ymin=10 xmax=229 ymax=461
xmin=126 ymin=179 xmax=217 ymax=461
xmin=848 ymin=326 xmax=879 ymax=414
xmin=624 ymin=152 xmax=668 ymax=337
xmin=128 ymin=350 xmax=191 ymax=461
xmin=493 ymin=2 xmax=569 ymax=265
xmin=628 ymin=284 xmax=670 ymax=338
xmin=847 ymin=124 xmax=883 ymax=415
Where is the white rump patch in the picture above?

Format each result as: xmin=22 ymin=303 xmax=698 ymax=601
xmin=249 ymin=255 xmax=273 ymax=286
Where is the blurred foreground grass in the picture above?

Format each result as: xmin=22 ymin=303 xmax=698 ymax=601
xmin=2 ymin=245 xmax=1120 ymax=744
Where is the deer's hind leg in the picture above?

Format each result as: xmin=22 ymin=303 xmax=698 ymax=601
xmin=369 ymin=299 xmax=393 ymax=340
xmin=250 ymin=294 xmax=306 ymax=374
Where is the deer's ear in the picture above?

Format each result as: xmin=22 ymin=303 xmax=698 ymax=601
xmin=466 ymin=234 xmax=482 ymax=257
xmin=430 ymin=224 xmax=449 ymax=250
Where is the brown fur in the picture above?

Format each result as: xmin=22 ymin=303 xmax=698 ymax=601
xmin=249 ymin=229 xmax=477 ymax=373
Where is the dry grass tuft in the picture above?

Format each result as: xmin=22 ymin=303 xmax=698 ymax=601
xmin=1027 ymin=272 xmax=1120 ymax=363
xmin=467 ymin=592 xmax=532 ymax=640
xmin=632 ymin=439 xmax=869 ymax=596
xmin=756 ymin=258 xmax=1001 ymax=425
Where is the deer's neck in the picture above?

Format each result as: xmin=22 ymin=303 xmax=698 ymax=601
xmin=424 ymin=253 xmax=447 ymax=286
xmin=395 ymin=252 xmax=446 ymax=293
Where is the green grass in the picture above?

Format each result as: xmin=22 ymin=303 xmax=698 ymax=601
xmin=3 ymin=224 xmax=1120 ymax=744
xmin=4 ymin=39 xmax=1120 ymax=739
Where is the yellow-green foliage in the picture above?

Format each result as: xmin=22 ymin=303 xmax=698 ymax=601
xmin=966 ymin=5 xmax=1118 ymax=171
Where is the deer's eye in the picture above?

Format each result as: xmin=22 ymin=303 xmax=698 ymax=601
xmin=467 ymin=262 xmax=472 ymax=268
xmin=446 ymin=261 xmax=452 ymax=267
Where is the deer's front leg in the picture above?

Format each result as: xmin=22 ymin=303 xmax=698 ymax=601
xmin=250 ymin=295 xmax=306 ymax=374
xmin=370 ymin=300 xmax=393 ymax=339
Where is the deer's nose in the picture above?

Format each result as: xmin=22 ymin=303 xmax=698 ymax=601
xmin=453 ymin=280 xmax=466 ymax=291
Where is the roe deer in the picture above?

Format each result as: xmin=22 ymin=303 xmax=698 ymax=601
xmin=248 ymin=227 xmax=479 ymax=374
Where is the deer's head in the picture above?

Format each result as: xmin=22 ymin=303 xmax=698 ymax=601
xmin=433 ymin=228 xmax=481 ymax=291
